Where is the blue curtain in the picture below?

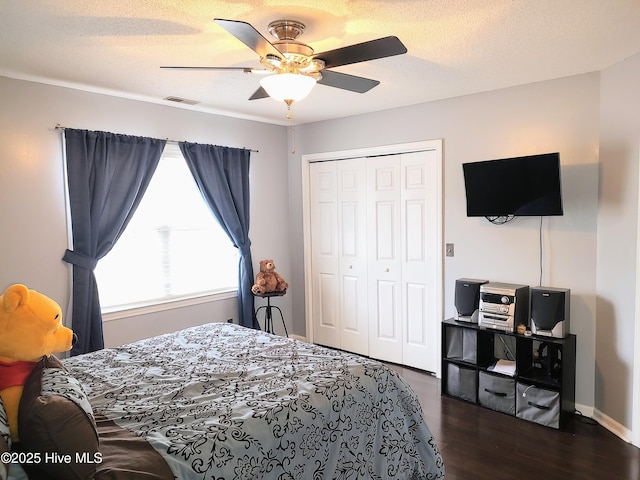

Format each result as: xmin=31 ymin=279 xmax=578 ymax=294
xmin=178 ymin=142 xmax=257 ymax=329
xmin=63 ymin=129 xmax=166 ymax=355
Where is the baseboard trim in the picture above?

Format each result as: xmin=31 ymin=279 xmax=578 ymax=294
xmin=289 ymin=334 xmax=307 ymax=342
xmin=585 ymin=405 xmax=634 ymax=445
xmin=575 ymin=402 xmax=594 ymax=418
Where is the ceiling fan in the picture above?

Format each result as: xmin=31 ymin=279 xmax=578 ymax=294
xmin=161 ymin=18 xmax=407 ymax=106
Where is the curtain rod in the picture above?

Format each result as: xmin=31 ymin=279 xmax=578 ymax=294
xmin=54 ymin=125 xmax=258 ymax=153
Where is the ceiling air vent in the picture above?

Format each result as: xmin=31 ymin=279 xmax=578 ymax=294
xmin=164 ymin=96 xmax=200 ymax=105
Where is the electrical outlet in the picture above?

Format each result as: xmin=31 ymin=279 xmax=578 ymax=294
xmin=446 ymin=243 xmax=454 ymax=257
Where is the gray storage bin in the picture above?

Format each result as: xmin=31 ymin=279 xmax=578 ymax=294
xmin=478 ymin=372 xmax=515 ymax=415
xmin=445 ymin=327 xmax=477 ymax=363
xmin=445 ymin=363 xmax=477 ymax=403
xmin=516 ymin=383 xmax=561 ymax=429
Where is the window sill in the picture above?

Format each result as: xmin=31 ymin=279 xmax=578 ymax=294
xmin=101 ymin=290 xmax=238 ymax=322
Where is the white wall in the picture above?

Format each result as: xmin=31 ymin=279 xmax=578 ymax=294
xmin=0 ymin=76 xmax=291 ymax=346
xmin=597 ymin=52 xmax=640 ymax=436
xmin=290 ymin=73 xmax=600 ymax=413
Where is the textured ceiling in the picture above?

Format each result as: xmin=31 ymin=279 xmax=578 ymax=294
xmin=1 ymin=0 xmax=640 ymax=125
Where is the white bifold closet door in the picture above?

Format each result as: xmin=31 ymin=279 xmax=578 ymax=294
xmin=309 ymin=158 xmax=369 ymax=356
xmin=309 ymin=150 xmax=439 ymax=372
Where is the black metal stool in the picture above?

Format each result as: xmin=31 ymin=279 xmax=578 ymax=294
xmin=254 ymin=291 xmax=288 ymax=337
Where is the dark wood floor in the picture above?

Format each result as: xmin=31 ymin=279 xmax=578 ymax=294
xmin=393 ymin=365 xmax=640 ymax=480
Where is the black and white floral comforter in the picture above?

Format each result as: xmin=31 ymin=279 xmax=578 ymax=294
xmin=63 ymin=323 xmax=444 ymax=479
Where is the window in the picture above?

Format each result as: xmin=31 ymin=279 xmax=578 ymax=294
xmin=95 ymin=144 xmax=238 ymax=312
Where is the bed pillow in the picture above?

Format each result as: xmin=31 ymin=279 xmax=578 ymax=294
xmin=18 ymin=355 xmax=99 ymax=480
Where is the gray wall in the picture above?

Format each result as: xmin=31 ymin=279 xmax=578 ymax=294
xmin=289 ymin=73 xmax=601 ymax=420
xmin=597 ymin=52 xmax=640 ymax=436
xmin=2 ymin=52 xmax=639 ymax=439
xmin=0 ymin=76 xmax=291 ymax=346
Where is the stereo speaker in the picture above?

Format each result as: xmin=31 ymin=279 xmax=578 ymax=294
xmin=530 ymin=287 xmax=570 ymax=338
xmin=455 ymin=278 xmax=488 ymax=323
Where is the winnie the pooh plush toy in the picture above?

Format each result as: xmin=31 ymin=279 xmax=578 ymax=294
xmin=251 ymin=259 xmax=288 ymax=295
xmin=0 ymin=284 xmax=74 ymax=444
xmin=0 ymin=284 xmax=104 ymax=480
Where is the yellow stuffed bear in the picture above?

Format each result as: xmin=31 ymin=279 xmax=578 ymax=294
xmin=0 ymin=284 xmax=74 ymax=443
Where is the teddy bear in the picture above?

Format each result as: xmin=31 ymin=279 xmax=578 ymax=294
xmin=251 ymin=259 xmax=288 ymax=295
xmin=0 ymin=284 xmax=74 ymax=444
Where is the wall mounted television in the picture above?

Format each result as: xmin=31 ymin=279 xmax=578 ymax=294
xmin=462 ymin=152 xmax=564 ymax=218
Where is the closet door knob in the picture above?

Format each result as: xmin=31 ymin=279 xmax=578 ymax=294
xmin=385 ymin=268 xmax=390 ymax=272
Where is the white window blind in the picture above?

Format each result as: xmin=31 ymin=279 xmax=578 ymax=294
xmin=95 ymin=143 xmax=238 ymax=311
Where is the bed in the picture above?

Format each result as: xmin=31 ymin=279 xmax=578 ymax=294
xmin=10 ymin=322 xmax=444 ymax=479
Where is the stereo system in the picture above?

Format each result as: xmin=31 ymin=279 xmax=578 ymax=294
xmin=454 ymin=279 xmax=571 ymax=338
xmin=479 ymin=282 xmax=529 ymax=333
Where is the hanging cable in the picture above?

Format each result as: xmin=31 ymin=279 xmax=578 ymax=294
xmin=485 ymin=215 xmax=515 ymax=225
xmin=539 ymin=216 xmax=544 ymax=286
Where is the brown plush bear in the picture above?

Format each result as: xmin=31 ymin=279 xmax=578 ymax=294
xmin=251 ymin=259 xmax=288 ymax=295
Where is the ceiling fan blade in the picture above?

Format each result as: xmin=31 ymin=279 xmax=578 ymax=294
xmin=318 ymin=70 xmax=380 ymax=93
xmin=314 ymin=36 xmax=407 ymax=69
xmin=249 ymin=86 xmax=270 ymax=100
xmin=160 ymin=66 xmax=254 ymax=72
xmin=214 ymin=18 xmax=283 ymax=59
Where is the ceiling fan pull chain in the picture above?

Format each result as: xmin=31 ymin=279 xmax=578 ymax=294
xmin=287 ymin=102 xmax=296 ymax=154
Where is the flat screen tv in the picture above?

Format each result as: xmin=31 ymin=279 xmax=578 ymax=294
xmin=462 ymin=152 xmax=563 ymax=218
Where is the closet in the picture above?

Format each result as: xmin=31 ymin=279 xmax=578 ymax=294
xmin=305 ymin=142 xmax=442 ymax=373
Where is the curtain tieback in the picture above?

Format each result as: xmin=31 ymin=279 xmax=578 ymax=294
xmin=62 ymin=249 xmax=98 ymax=271
xmin=238 ymin=244 xmax=251 ymax=257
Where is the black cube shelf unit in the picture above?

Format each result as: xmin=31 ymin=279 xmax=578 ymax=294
xmin=441 ymin=318 xmax=576 ymax=429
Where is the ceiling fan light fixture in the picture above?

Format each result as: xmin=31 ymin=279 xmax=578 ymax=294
xmin=260 ymin=73 xmax=316 ymax=103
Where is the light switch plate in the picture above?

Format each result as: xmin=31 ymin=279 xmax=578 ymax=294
xmin=446 ymin=243 xmax=454 ymax=257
